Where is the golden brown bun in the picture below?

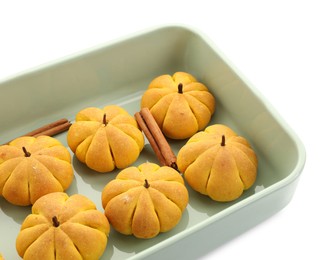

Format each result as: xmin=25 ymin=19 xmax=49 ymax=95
xmin=141 ymin=72 xmax=215 ymax=139
xmin=177 ymin=124 xmax=258 ymax=202
xmin=67 ymin=105 xmax=144 ymax=173
xmin=102 ymin=162 xmax=189 ymax=239
xmin=0 ymin=136 xmax=73 ymax=206
xmin=16 ymin=192 xmax=110 ymax=260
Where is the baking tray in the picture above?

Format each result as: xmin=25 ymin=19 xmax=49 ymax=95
xmin=0 ymin=25 xmax=306 ymax=259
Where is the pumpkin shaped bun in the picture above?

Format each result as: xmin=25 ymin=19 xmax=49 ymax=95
xmin=0 ymin=136 xmax=73 ymax=206
xmin=141 ymin=72 xmax=215 ymax=139
xmin=101 ymin=162 xmax=189 ymax=239
xmin=16 ymin=192 xmax=110 ymax=260
xmin=67 ymin=105 xmax=144 ymax=173
xmin=177 ymin=124 xmax=258 ymax=202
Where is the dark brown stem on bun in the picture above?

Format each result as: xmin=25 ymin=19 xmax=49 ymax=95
xmin=221 ymin=135 xmax=226 ymax=146
xmin=144 ymin=179 xmax=150 ymax=189
xmin=178 ymin=83 xmax=183 ymax=94
xmin=22 ymin=147 xmax=31 ymax=157
xmin=103 ymin=113 xmax=107 ymax=126
xmin=52 ymin=216 xmax=60 ymax=227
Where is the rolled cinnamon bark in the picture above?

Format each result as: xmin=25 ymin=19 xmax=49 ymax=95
xmin=3 ymin=118 xmax=71 ymax=145
xmin=25 ymin=118 xmax=70 ymax=137
xmin=135 ymin=108 xmax=178 ymax=170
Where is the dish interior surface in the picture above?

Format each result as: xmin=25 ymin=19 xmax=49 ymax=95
xmin=0 ymin=26 xmax=304 ymax=259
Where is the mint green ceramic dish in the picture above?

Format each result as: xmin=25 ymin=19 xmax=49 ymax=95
xmin=0 ymin=25 xmax=305 ymax=259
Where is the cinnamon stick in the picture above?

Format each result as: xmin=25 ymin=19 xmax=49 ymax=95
xmin=25 ymin=118 xmax=71 ymax=137
xmin=32 ymin=120 xmax=72 ymax=137
xmin=135 ymin=108 xmax=178 ymax=170
xmin=134 ymin=112 xmax=166 ymax=166
xmin=3 ymin=118 xmax=71 ymax=145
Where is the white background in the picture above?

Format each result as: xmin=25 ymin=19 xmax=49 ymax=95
xmin=1 ymin=1 xmax=334 ymax=259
